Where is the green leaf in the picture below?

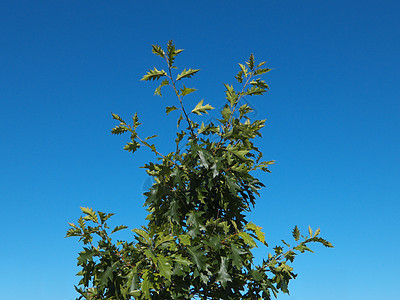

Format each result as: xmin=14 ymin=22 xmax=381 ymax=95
xmin=257 ymin=61 xmax=267 ymax=68
xmin=187 ymin=245 xmax=207 ymax=270
xmin=167 ymin=40 xmax=183 ymax=67
xmin=235 ymin=69 xmax=244 ymax=83
xmin=305 ymin=236 xmax=334 ymax=248
xmin=314 ymin=228 xmax=321 ymax=237
xmin=177 ymin=113 xmax=184 ymax=128
xmin=132 ymin=228 xmax=152 ymax=245
xmin=98 ymin=211 xmax=114 ymax=224
xmin=154 ymin=79 xmax=169 ymax=96
xmin=308 ymin=225 xmax=313 ymax=237
xmin=229 ymin=243 xmax=246 ymax=268
xmin=246 ymin=222 xmax=268 ymax=246
xmin=66 ymin=226 xmax=81 ymax=237
xmin=144 ymin=247 xmax=157 ymax=265
xmin=80 ymin=207 xmax=98 ymax=223
xmin=284 ymin=250 xmax=297 ymax=263
xmin=294 ymin=244 xmax=314 ymax=253
xmin=176 ymin=68 xmax=200 ymax=81
xmin=198 ymin=150 xmax=209 ymax=168
xmin=145 ymin=134 xmax=158 ymax=140
xmin=124 ymin=141 xmax=140 ymax=154
xmin=292 ymin=225 xmax=300 ymax=242
xmin=205 ymin=235 xmax=222 ymax=250
xmin=111 ymin=113 xmax=124 ymax=123
xmin=239 ymin=63 xmax=248 ymax=78
xmin=77 ymin=216 xmax=85 ymax=229
xmin=244 ymin=85 xmax=266 ymax=96
xmin=216 ymin=257 xmax=232 ymax=288
xmin=100 ymin=262 xmax=118 ymax=288
xmin=233 ymin=149 xmax=250 ymax=161
xmin=200 ymin=273 xmax=209 ymax=284
xmin=181 ymin=85 xmax=196 ymax=96
xmin=191 ymin=99 xmax=214 ymax=115
xmin=77 ymin=247 xmax=97 ymax=265
xmin=155 ymin=234 xmax=175 ymax=249
xmin=141 ymin=67 xmax=167 ymax=81
xmin=250 ymin=78 xmax=269 ymax=90
xmin=157 ymin=255 xmax=173 ymax=280
xmin=239 ymin=232 xmax=257 ymax=248
xmin=128 ymin=267 xmax=139 ymax=295
xmin=111 ymin=225 xmax=128 ymax=234
xmin=221 ymin=104 xmax=231 ymax=121
xmin=152 ymin=44 xmax=165 ymax=58
xmin=111 ymin=125 xmax=128 ymax=135
xmin=132 ymin=112 xmax=141 ymax=129
xmin=178 ymin=234 xmax=191 ymax=246
xmin=224 ymin=84 xmax=239 ymax=107
xmin=246 ymin=53 xmax=255 ymax=70
xmin=141 ymin=270 xmax=152 ymax=299
xmin=254 ymin=68 xmax=271 ymax=75
xmin=172 ymin=255 xmax=192 ymax=266
xmin=166 ymin=106 xmax=178 ymax=115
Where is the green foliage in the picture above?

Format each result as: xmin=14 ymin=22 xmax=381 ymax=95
xmin=67 ymin=40 xmax=333 ymax=299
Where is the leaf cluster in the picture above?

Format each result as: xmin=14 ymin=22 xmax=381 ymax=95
xmin=67 ymin=41 xmax=332 ymax=299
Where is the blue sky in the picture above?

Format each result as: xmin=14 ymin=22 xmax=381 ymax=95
xmin=1 ymin=0 xmax=399 ymax=299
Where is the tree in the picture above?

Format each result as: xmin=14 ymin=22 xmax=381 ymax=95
xmin=67 ymin=41 xmax=333 ymax=299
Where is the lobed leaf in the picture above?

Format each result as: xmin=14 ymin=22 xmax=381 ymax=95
xmin=239 ymin=232 xmax=257 ymax=248
xmin=166 ymin=40 xmax=183 ymax=67
xmin=246 ymin=53 xmax=255 ymax=70
xmin=166 ymin=106 xmax=178 ymax=115
xmin=154 ymin=79 xmax=169 ymax=96
xmin=111 ymin=125 xmax=128 ymax=135
xmin=187 ymin=245 xmax=207 ymax=270
xmin=111 ymin=113 xmax=124 ymax=123
xmin=132 ymin=228 xmax=152 ymax=245
xmin=181 ymin=85 xmax=196 ymax=96
xmin=111 ymin=225 xmax=128 ymax=234
xmin=141 ymin=67 xmax=167 ymax=81
xmin=176 ymin=68 xmax=200 ymax=81
xmin=191 ymin=99 xmax=214 ymax=115
xmin=152 ymin=44 xmax=165 ymax=59
xmin=80 ymin=207 xmax=98 ymax=223
xmin=157 ymin=255 xmax=173 ymax=280
xmin=216 ymin=257 xmax=232 ymax=288
xmin=124 ymin=141 xmax=140 ymax=154
xmin=292 ymin=226 xmax=300 ymax=242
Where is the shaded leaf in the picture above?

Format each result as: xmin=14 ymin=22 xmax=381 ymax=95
xmin=292 ymin=226 xmax=300 ymax=242
xmin=166 ymin=106 xmax=178 ymax=115
xmin=216 ymin=257 xmax=232 ymax=288
xmin=157 ymin=255 xmax=173 ymax=280
xmin=187 ymin=245 xmax=207 ymax=270
xmin=230 ymin=243 xmax=246 ymax=268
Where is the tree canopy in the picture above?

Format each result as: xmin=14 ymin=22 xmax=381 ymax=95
xmin=67 ymin=41 xmax=333 ymax=300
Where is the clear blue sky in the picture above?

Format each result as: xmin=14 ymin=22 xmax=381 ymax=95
xmin=1 ymin=1 xmax=399 ymax=299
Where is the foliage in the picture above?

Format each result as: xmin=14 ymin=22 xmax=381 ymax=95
xmin=67 ymin=40 xmax=333 ymax=299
